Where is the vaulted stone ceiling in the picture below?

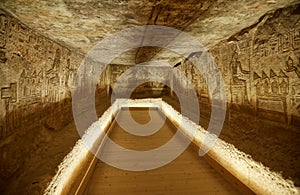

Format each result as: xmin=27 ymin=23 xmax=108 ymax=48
xmin=1 ymin=0 xmax=299 ymax=64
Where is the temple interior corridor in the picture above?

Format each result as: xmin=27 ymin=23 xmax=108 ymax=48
xmin=0 ymin=0 xmax=299 ymax=194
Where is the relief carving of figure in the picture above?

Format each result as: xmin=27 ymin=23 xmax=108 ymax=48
xmin=280 ymin=79 xmax=288 ymax=94
xmin=231 ymin=52 xmax=250 ymax=83
xmin=263 ymin=80 xmax=269 ymax=94
xmin=271 ymin=80 xmax=279 ymax=93
xmin=285 ymin=56 xmax=300 ymax=78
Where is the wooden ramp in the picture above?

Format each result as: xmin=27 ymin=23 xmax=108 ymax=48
xmin=84 ymin=108 xmax=240 ymax=194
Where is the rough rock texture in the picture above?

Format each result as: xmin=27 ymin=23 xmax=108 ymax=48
xmin=1 ymin=0 xmax=299 ymax=62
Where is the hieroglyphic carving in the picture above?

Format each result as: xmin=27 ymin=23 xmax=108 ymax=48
xmin=18 ymin=69 xmax=42 ymax=104
xmin=0 ymin=10 xmax=88 ymax=186
xmin=253 ymin=28 xmax=300 ymax=59
xmin=178 ymin=22 xmax=299 ymax=123
xmin=0 ymin=9 xmax=84 ymax=140
xmin=280 ymin=31 xmax=293 ymax=53
xmin=1 ymin=83 xmax=17 ymax=103
xmin=6 ymin=19 xmax=16 ymax=39
xmin=17 ymin=23 xmax=28 ymax=43
xmin=253 ymin=41 xmax=267 ymax=58
xmin=238 ymin=38 xmax=252 ymax=54
xmin=0 ymin=83 xmax=17 ymax=138
xmin=267 ymin=37 xmax=279 ymax=56
xmin=0 ymin=13 xmax=6 ymax=33
xmin=0 ymin=14 xmax=6 ymax=48
xmin=0 ymin=13 xmax=7 ymax=63
xmin=293 ymin=29 xmax=300 ymax=50
xmin=185 ymin=5 xmax=300 ymax=125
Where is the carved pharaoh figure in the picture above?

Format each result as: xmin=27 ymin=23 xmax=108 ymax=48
xmin=285 ymin=56 xmax=300 ymax=78
xmin=230 ymin=51 xmax=251 ymax=104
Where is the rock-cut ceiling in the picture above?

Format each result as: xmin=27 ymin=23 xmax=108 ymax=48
xmin=0 ymin=0 xmax=299 ymax=64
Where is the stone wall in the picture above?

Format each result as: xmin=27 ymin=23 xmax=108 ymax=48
xmin=170 ymin=6 xmax=300 ymax=185
xmin=0 ymin=8 xmax=82 ymax=136
xmin=177 ymin=4 xmax=300 ymax=128
xmin=0 ymin=8 xmax=92 ymax=190
xmin=108 ymin=64 xmax=172 ymax=97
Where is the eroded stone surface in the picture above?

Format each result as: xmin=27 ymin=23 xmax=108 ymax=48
xmin=1 ymin=0 xmax=298 ymax=55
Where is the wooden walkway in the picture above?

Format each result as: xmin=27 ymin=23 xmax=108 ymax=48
xmin=84 ymin=108 xmax=240 ymax=194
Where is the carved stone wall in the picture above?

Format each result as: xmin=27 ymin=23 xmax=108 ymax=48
xmin=0 ymin=9 xmax=83 ymax=135
xmin=0 ymin=9 xmax=88 ymax=188
xmin=108 ymin=64 xmax=172 ymax=97
xmin=168 ymin=6 xmax=300 ymax=185
xmin=178 ymin=4 xmax=300 ymax=128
